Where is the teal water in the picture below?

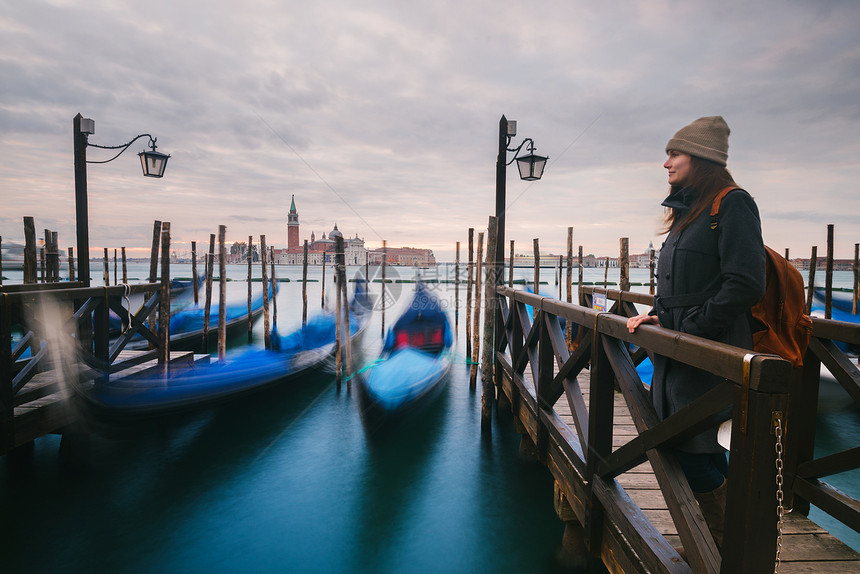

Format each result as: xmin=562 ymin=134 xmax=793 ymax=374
xmin=1 ymin=263 xmax=858 ymax=572
xmin=1 ymin=263 xmax=569 ymax=574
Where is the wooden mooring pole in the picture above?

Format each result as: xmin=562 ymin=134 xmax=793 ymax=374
xmin=509 ymin=239 xmax=515 ymax=287
xmin=148 ymin=220 xmax=161 ymax=348
xmin=466 ymin=229 xmax=474 ymax=363
xmin=481 ymin=216 xmax=497 ymax=429
xmin=557 ymin=256 xmax=562 ymax=295
xmin=381 ymin=240 xmax=387 ymax=338
xmin=854 ymin=243 xmax=859 ymax=314
xmin=806 ymin=245 xmax=817 ymax=313
xmin=23 ymin=216 xmax=36 ymax=284
xmin=260 ymin=234 xmax=270 ymax=350
xmin=335 ymin=234 xmax=345 ymax=390
xmin=103 ymin=248 xmax=109 ymax=286
xmin=619 ymin=237 xmax=629 ymax=292
xmin=566 ymin=228 xmax=573 ymax=350
xmin=321 ymin=255 xmax=326 ymax=308
xmin=247 ymin=236 xmax=254 ymax=342
xmin=203 ymin=233 xmax=215 ymax=351
xmin=603 ymin=257 xmax=609 ymax=288
xmin=533 ymin=238 xmax=540 ymax=294
xmin=68 ymin=247 xmax=75 ymax=282
xmin=158 ymin=222 xmax=171 ymax=372
xmin=43 ymin=229 xmax=52 ymax=282
xmin=52 ymin=231 xmax=59 ymax=282
xmin=302 ymin=240 xmax=309 ymax=325
xmin=825 ymin=223 xmax=834 ymax=319
xmin=190 ymin=241 xmax=197 ymax=304
xmin=649 ymin=249 xmax=655 ymax=295
xmin=454 ymin=241 xmax=460 ymax=337
xmin=218 ymin=225 xmax=227 ymax=361
xmin=470 ymin=232 xmax=484 ymax=389
xmin=270 ymin=246 xmax=277 ymax=328
xmin=578 ymin=245 xmax=583 ymax=305
xmin=339 ymin=240 xmax=352 ymax=389
xmin=121 ymin=247 xmax=128 ymax=284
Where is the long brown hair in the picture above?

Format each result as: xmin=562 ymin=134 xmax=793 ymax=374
xmin=662 ymin=155 xmax=738 ymax=234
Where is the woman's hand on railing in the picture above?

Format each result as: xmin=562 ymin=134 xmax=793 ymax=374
xmin=627 ymin=313 xmax=659 ymax=333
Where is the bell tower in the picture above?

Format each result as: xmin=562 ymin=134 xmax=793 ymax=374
xmin=287 ymin=195 xmax=299 ymax=248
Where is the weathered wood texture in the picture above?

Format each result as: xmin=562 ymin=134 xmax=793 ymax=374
xmin=1 ymin=284 xmax=164 ymax=454
xmin=494 ymin=284 xmax=860 ymax=573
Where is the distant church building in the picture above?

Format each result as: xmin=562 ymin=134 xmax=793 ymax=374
xmin=273 ymin=196 xmax=368 ymax=265
xmin=287 ymin=194 xmax=300 ymax=249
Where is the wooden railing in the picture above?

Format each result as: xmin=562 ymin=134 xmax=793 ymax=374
xmin=493 ymin=283 xmax=859 ymax=573
xmin=785 ymin=313 xmax=860 ymax=537
xmin=0 ymin=282 xmax=162 ymax=420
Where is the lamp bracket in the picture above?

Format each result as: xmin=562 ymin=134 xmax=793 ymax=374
xmin=505 ymin=137 xmax=536 ymax=166
xmin=86 ymin=134 xmax=158 ymax=165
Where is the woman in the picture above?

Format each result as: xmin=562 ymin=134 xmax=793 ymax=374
xmin=626 ymin=116 xmax=766 ymax=549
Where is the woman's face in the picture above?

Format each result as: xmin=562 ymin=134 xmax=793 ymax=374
xmin=664 ymin=151 xmax=692 ymax=187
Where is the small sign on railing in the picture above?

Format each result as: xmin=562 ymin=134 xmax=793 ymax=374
xmin=593 ymin=292 xmax=608 ymax=312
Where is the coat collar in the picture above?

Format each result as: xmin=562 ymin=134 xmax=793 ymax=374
xmin=660 ymin=186 xmax=697 ymax=212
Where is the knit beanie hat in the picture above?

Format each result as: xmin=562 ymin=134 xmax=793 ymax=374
xmin=665 ymin=116 xmax=730 ymax=166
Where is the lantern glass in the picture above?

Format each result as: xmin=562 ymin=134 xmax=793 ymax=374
xmin=516 ymin=153 xmax=548 ymax=181
xmin=139 ymin=150 xmax=170 ymax=178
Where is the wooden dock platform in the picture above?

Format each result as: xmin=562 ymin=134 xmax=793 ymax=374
xmin=3 ymin=350 xmax=209 ymax=455
xmin=492 ymin=284 xmax=860 ymax=573
xmin=551 ymin=372 xmax=860 ymax=572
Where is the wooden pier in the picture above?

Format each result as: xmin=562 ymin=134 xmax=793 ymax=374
xmin=0 ymin=280 xmax=198 ymax=455
xmin=490 ymin=283 xmax=860 ymax=573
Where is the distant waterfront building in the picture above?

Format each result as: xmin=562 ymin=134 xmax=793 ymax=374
xmin=274 ymin=223 xmax=368 ymax=265
xmin=367 ymin=246 xmax=436 ymax=266
xmin=633 ymin=242 xmax=659 ymax=268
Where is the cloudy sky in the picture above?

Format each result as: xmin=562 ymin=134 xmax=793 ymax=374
xmin=2 ymin=0 xmax=860 ymax=262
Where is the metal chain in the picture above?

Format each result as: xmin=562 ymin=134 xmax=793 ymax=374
xmin=774 ymin=412 xmax=790 ymax=571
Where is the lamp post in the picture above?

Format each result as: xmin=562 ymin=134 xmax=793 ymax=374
xmin=485 ymin=115 xmax=546 ymax=428
xmin=494 ymin=115 xmax=547 ymax=274
xmin=73 ymin=113 xmax=169 ymax=286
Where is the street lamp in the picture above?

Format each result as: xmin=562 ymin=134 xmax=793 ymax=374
xmin=494 ymin=114 xmax=547 ymax=269
xmin=73 ymin=113 xmax=170 ymax=286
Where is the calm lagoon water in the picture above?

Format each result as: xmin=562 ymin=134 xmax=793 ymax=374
xmin=1 ymin=263 xmax=569 ymax=574
xmin=1 ymin=263 xmax=857 ymax=573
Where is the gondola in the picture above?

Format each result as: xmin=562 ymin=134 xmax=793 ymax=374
xmin=76 ymin=282 xmax=371 ymax=418
xmin=359 ymin=282 xmax=453 ymax=420
xmin=123 ymin=282 xmax=275 ymax=352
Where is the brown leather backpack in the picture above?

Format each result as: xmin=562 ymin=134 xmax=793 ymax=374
xmin=711 ymin=187 xmax=813 ymax=368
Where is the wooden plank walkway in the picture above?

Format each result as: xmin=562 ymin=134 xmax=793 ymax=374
xmin=549 ymin=369 xmax=860 ymax=572
xmin=3 ymin=350 xmax=209 ymax=454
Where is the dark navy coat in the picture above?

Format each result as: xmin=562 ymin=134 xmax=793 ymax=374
xmin=651 ymin=187 xmax=766 ymax=453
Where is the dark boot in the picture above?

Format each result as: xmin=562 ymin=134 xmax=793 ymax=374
xmin=694 ymin=478 xmax=727 ymax=549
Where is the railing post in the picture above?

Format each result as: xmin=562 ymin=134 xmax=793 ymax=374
xmin=1 ymin=294 xmax=12 ymax=421
xmin=584 ymin=328 xmax=614 ymax=553
xmin=721 ymin=358 xmax=790 ymax=573
xmin=536 ymin=302 xmax=553 ymax=461
xmin=783 ymin=353 xmax=820 ymax=515
xmin=93 ymin=288 xmax=110 ymax=363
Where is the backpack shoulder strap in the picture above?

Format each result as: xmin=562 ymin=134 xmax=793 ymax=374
xmin=709 ymin=186 xmax=744 ymax=230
